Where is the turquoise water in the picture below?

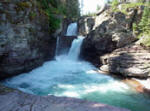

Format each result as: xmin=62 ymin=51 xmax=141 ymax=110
xmin=2 ymin=55 xmax=150 ymax=111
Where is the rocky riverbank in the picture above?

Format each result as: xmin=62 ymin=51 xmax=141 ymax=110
xmin=0 ymin=84 xmax=130 ymax=111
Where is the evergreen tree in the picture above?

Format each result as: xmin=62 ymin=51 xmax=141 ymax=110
xmin=138 ymin=5 xmax=150 ymax=34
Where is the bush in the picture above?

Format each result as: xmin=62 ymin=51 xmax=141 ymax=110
xmin=36 ymin=0 xmax=63 ymax=33
xmin=112 ymin=0 xmax=119 ymax=11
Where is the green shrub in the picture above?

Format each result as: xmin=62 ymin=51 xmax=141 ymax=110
xmin=36 ymin=0 xmax=62 ymax=33
xmin=133 ymin=23 xmax=139 ymax=35
xmin=112 ymin=0 xmax=119 ymax=11
xmin=36 ymin=0 xmax=79 ymax=33
xmin=29 ymin=12 xmax=37 ymax=20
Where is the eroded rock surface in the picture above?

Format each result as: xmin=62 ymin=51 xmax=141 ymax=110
xmin=100 ymin=44 xmax=150 ymax=78
xmin=78 ymin=5 xmax=150 ymax=78
xmin=0 ymin=1 xmax=56 ymax=79
xmin=0 ymin=85 xmax=130 ymax=111
xmin=79 ymin=10 xmax=137 ymax=66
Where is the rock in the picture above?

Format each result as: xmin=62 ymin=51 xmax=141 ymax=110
xmin=96 ymin=3 xmax=110 ymax=16
xmin=135 ymin=78 xmax=150 ymax=93
xmin=0 ymin=1 xmax=56 ymax=79
xmin=57 ymin=36 xmax=77 ymax=55
xmin=0 ymin=85 xmax=130 ymax=111
xmin=78 ymin=16 xmax=95 ymax=36
xmin=79 ymin=10 xmax=137 ymax=66
xmin=100 ymin=65 xmax=109 ymax=72
xmin=81 ymin=33 xmax=117 ymax=66
xmin=100 ymin=44 xmax=150 ymax=78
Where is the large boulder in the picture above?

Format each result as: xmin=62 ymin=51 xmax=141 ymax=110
xmin=0 ymin=1 xmax=56 ymax=79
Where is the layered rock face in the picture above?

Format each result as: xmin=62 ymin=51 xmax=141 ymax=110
xmin=79 ymin=6 xmax=150 ymax=78
xmin=100 ymin=44 xmax=150 ymax=78
xmin=0 ymin=1 xmax=56 ymax=79
xmin=79 ymin=10 xmax=137 ymax=66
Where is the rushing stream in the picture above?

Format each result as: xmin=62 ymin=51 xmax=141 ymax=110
xmin=2 ymin=23 xmax=150 ymax=111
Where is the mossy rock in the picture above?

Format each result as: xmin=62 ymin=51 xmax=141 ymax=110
xmin=29 ymin=11 xmax=37 ymax=20
xmin=16 ymin=1 xmax=30 ymax=12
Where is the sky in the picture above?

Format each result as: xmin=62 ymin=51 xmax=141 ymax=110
xmin=79 ymin=0 xmax=109 ymax=15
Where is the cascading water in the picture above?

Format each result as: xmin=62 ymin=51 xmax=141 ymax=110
xmin=66 ymin=22 xmax=77 ymax=36
xmin=2 ymin=23 xmax=150 ymax=111
xmin=68 ymin=36 xmax=84 ymax=60
xmin=55 ymin=36 xmax=60 ymax=56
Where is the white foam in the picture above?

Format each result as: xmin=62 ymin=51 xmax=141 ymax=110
xmin=66 ymin=23 xmax=77 ymax=36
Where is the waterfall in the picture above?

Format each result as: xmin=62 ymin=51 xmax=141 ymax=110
xmin=68 ymin=36 xmax=84 ymax=60
xmin=55 ymin=22 xmax=78 ymax=56
xmin=3 ymin=22 xmax=150 ymax=111
xmin=66 ymin=22 xmax=83 ymax=60
xmin=66 ymin=22 xmax=78 ymax=36
xmin=55 ymin=36 xmax=60 ymax=56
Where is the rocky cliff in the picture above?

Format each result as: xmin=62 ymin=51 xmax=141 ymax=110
xmin=0 ymin=1 xmax=57 ymax=79
xmin=79 ymin=8 xmax=138 ymax=66
xmin=79 ymin=4 xmax=150 ymax=78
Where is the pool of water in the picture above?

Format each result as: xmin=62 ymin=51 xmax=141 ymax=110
xmin=2 ymin=55 xmax=150 ymax=111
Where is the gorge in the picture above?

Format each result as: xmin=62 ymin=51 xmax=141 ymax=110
xmin=1 ymin=22 xmax=150 ymax=111
xmin=0 ymin=0 xmax=150 ymax=111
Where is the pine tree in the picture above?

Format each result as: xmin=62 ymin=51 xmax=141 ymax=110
xmin=138 ymin=6 xmax=150 ymax=34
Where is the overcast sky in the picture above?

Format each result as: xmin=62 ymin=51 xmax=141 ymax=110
xmin=79 ymin=0 xmax=109 ymax=15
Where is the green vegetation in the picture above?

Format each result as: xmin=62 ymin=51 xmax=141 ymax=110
xmin=138 ymin=5 xmax=150 ymax=34
xmin=134 ymin=2 xmax=150 ymax=46
xmin=36 ymin=0 xmax=79 ymax=33
xmin=111 ymin=0 xmax=150 ymax=47
xmin=140 ymin=35 xmax=150 ymax=47
xmin=112 ymin=0 xmax=119 ymax=11
xmin=121 ymin=2 xmax=145 ymax=14
xmin=16 ymin=1 xmax=30 ymax=11
xmin=111 ymin=0 xmax=145 ymax=14
xmin=29 ymin=12 xmax=37 ymax=20
xmin=36 ymin=0 xmax=61 ymax=33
